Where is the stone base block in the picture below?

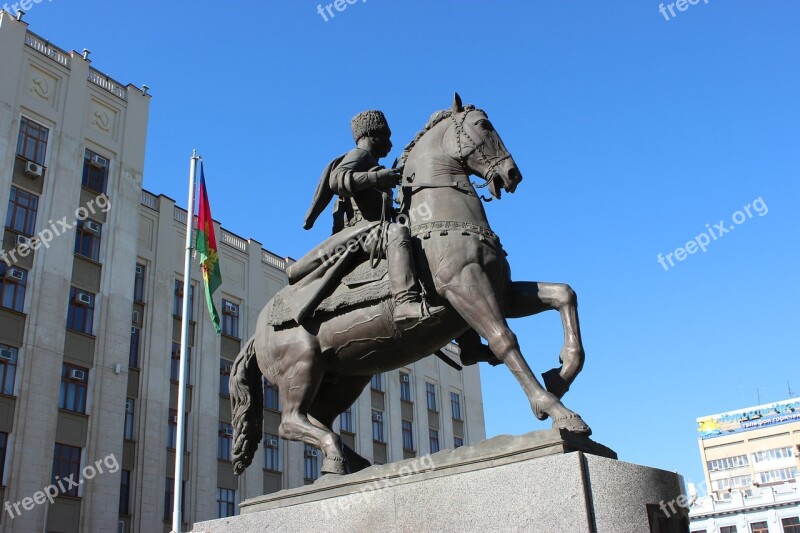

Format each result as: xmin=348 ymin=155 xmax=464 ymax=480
xmin=191 ymin=429 xmax=688 ymax=532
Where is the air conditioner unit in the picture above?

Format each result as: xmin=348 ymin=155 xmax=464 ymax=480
xmin=6 ymin=268 xmax=24 ymax=281
xmin=69 ymin=368 xmax=87 ymax=381
xmin=132 ymin=311 xmax=139 ymax=323
xmin=76 ymin=292 xmax=92 ymax=305
xmin=85 ymin=220 xmax=101 ymax=233
xmin=90 ymin=155 xmax=108 ymax=169
xmin=24 ymin=161 xmax=43 ymax=177
xmin=372 ymin=413 xmax=383 ymax=422
xmin=267 ymin=438 xmax=279 ymax=447
xmin=400 ymin=375 xmax=410 ymax=383
xmin=221 ymin=427 xmax=233 ymax=437
xmin=0 ymin=348 xmax=14 ymax=361
xmin=130 ymin=326 xmax=137 ymax=334
xmin=224 ymin=302 xmax=238 ymax=315
xmin=135 ymin=265 xmax=144 ymax=275
xmin=15 ymin=234 xmax=31 ymax=247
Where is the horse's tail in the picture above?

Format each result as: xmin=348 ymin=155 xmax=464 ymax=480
xmin=230 ymin=335 xmax=263 ymax=476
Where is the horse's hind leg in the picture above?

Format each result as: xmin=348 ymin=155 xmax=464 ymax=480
xmin=505 ymin=281 xmax=585 ymax=399
xmin=307 ymin=375 xmax=373 ymax=474
xmin=275 ymin=343 xmax=346 ymax=474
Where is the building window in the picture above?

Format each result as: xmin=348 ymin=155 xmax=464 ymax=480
xmin=454 ymin=436 xmax=464 ymax=448
xmin=372 ymin=410 xmax=385 ymax=443
xmin=757 ymin=467 xmax=798 ymax=484
xmin=752 ymin=447 xmax=794 ymax=463
xmin=119 ymin=469 xmax=130 ymax=515
xmin=720 ymin=527 xmax=737 ymax=533
xmin=164 ymin=478 xmax=186 ymax=522
xmin=170 ymin=343 xmax=191 ymax=384
xmin=713 ymin=475 xmax=752 ymax=491
xmin=402 ymin=419 xmax=414 ymax=451
xmin=222 ymin=299 xmax=239 ymax=338
xmin=129 ymin=327 xmax=140 ymax=368
xmin=429 ymin=429 xmax=440 ymax=453
xmin=67 ymin=287 xmax=95 ymax=335
xmin=5 ymin=186 xmax=38 ymax=236
xmin=217 ymin=488 xmax=236 ymax=518
xmin=133 ymin=264 xmax=145 ymax=303
xmin=263 ymin=433 xmax=280 ymax=472
xmin=218 ymin=422 xmax=233 ymax=461
xmin=16 ymin=116 xmax=49 ymax=165
xmin=0 ymin=345 xmax=18 ymax=396
xmin=59 ymin=363 xmax=88 ymax=414
xmin=263 ymin=378 xmax=280 ymax=411
xmin=124 ymin=398 xmax=135 ymax=440
xmin=450 ymin=391 xmax=462 ymax=420
xmin=173 ymin=280 xmax=194 ymax=320
xmin=748 ymin=522 xmax=768 ymax=533
xmin=219 ymin=359 xmax=232 ymax=397
xmin=168 ymin=410 xmax=177 ymax=449
xmin=340 ymin=407 xmax=353 ymax=434
xmin=74 ymin=219 xmax=102 ymax=261
xmin=0 ymin=432 xmax=8 ymax=484
xmin=82 ymin=149 xmax=108 ymax=194
xmin=399 ymin=372 xmax=412 ymax=402
xmin=303 ymin=445 xmax=319 ymax=481
xmin=371 ymin=373 xmax=383 ymax=392
xmin=707 ymin=454 xmax=749 ymax=472
xmin=0 ymin=264 xmax=27 ymax=312
xmin=52 ymin=443 xmax=81 ymax=496
xmin=782 ymin=517 xmax=800 ymax=533
xmin=426 ymin=382 xmax=437 ymax=412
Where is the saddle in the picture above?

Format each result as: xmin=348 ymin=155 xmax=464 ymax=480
xmin=267 ymin=258 xmax=391 ymax=326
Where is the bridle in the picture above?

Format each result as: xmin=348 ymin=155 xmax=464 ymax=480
xmin=450 ymin=108 xmax=512 ymax=197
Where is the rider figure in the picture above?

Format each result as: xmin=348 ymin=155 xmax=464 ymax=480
xmin=299 ymin=110 xmax=444 ymax=328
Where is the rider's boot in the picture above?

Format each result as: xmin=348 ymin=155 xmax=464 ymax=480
xmin=387 ymin=225 xmax=445 ymax=328
xmin=456 ymin=329 xmax=502 ymax=366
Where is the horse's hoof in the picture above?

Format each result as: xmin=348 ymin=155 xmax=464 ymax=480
xmin=321 ymin=455 xmax=347 ymax=475
xmin=542 ymin=368 xmax=570 ymax=400
xmin=552 ymin=413 xmax=592 ymax=436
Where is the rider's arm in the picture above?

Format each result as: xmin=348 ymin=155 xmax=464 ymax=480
xmin=329 ymin=150 xmax=399 ymax=196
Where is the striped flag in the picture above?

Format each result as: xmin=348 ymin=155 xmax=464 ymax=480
xmin=195 ymin=163 xmax=222 ymax=333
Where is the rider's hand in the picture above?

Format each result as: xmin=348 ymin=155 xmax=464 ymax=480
xmin=369 ymin=169 xmax=402 ymax=189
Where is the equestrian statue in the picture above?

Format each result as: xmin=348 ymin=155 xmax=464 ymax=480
xmin=230 ymin=94 xmax=589 ymax=477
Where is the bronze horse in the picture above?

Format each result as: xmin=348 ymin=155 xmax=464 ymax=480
xmin=231 ymin=94 xmax=589 ymax=476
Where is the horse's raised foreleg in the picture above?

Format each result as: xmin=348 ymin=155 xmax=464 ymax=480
xmin=442 ymin=264 xmax=590 ymax=434
xmin=505 ymin=281 xmax=585 ymax=399
xmin=274 ymin=343 xmax=347 ymax=475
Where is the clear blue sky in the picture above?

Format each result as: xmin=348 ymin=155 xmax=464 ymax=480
xmin=21 ymin=1 xmax=800 ymax=490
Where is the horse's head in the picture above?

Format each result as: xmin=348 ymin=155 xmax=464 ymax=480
xmin=446 ymin=93 xmax=522 ymax=199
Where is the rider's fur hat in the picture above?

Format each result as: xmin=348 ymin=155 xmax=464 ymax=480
xmin=351 ymin=110 xmax=391 ymax=143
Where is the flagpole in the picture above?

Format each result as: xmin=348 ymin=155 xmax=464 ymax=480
xmin=173 ymin=150 xmax=199 ymax=533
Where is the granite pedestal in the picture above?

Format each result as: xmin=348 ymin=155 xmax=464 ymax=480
xmin=191 ymin=429 xmax=688 ymax=532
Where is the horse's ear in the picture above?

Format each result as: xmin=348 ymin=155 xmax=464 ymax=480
xmin=452 ymin=92 xmax=463 ymax=113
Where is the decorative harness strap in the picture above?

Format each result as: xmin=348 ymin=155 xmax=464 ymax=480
xmin=409 ymin=220 xmax=506 ymax=255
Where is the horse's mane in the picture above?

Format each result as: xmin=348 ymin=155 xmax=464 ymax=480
xmin=399 ymin=104 xmax=481 ymax=165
